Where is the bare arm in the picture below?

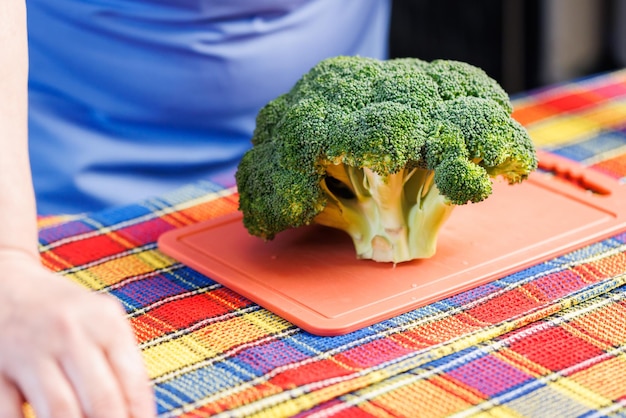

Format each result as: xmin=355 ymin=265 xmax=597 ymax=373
xmin=0 ymin=2 xmax=156 ymax=417
xmin=0 ymin=0 xmax=37 ymax=259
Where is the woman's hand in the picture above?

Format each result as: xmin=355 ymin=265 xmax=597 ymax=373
xmin=0 ymin=252 xmax=156 ymax=418
xmin=1 ymin=1 xmax=154 ymax=416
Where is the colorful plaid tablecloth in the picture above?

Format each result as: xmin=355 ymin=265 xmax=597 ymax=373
xmin=38 ymin=70 xmax=626 ymax=417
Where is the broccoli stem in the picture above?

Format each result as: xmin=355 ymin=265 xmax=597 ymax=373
xmin=315 ymin=162 xmax=455 ymax=263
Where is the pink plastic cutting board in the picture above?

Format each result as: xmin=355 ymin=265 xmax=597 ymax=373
xmin=158 ymin=151 xmax=626 ymax=335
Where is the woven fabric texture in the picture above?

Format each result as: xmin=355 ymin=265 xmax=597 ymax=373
xmin=38 ymin=70 xmax=626 ymax=417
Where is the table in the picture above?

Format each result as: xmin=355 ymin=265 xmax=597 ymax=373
xmin=39 ymin=70 xmax=626 ymax=417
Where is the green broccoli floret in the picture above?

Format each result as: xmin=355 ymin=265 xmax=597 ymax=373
xmin=235 ymin=56 xmax=537 ymax=263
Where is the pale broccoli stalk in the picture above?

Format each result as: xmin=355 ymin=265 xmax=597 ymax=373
xmin=315 ymin=163 xmax=454 ymax=262
xmin=235 ymin=56 xmax=537 ymax=263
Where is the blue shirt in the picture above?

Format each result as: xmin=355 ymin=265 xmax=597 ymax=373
xmin=27 ymin=0 xmax=391 ymax=214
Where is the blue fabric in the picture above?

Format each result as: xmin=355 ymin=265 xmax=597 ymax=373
xmin=27 ymin=0 xmax=391 ymax=214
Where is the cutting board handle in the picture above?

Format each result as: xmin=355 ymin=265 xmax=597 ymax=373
xmin=536 ymin=150 xmax=617 ymax=196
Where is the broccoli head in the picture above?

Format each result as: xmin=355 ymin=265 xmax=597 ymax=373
xmin=235 ymin=56 xmax=537 ymax=263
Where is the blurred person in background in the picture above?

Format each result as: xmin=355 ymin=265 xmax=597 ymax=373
xmin=0 ymin=1 xmax=390 ymax=416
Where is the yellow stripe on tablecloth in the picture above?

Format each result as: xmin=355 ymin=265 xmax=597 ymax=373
xmin=579 ymin=100 xmax=626 ymax=129
xmin=243 ymin=309 xmax=294 ymax=334
xmin=37 ymin=214 xmax=83 ymax=229
xmin=563 ymin=303 xmax=626 ymax=348
xmin=468 ymin=406 xmax=527 ymax=418
xmin=495 ymin=347 xmax=615 ymax=411
xmin=526 ymin=115 xmax=600 ymax=147
xmin=64 ymin=249 xmax=177 ymax=290
xmin=355 ymin=377 xmax=475 ymax=418
xmin=89 ymin=251 xmax=172 ymax=287
xmin=143 ymin=333 xmax=219 ymax=379
xmin=353 ymin=401 xmax=397 ymax=418
xmin=505 ymin=385 xmax=592 ymax=417
xmin=141 ymin=311 xmax=292 ymax=380
xmin=192 ymin=312 xmax=292 ymax=354
xmin=137 ymin=249 xmax=177 ymax=270
xmin=548 ymin=375 xmax=614 ymax=411
xmin=569 ymin=356 xmax=626 ymax=400
xmin=66 ymin=269 xmax=107 ymax=290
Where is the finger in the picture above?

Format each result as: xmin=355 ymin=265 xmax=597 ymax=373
xmin=107 ymin=332 xmax=156 ymax=418
xmin=61 ymin=341 xmax=128 ymax=418
xmin=93 ymin=296 xmax=156 ymax=418
xmin=13 ymin=359 xmax=81 ymax=418
xmin=0 ymin=375 xmax=24 ymax=418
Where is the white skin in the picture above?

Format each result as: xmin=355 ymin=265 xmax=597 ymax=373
xmin=0 ymin=2 xmax=156 ymax=417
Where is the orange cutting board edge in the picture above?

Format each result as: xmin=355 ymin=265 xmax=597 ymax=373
xmin=158 ymin=152 xmax=626 ymax=336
